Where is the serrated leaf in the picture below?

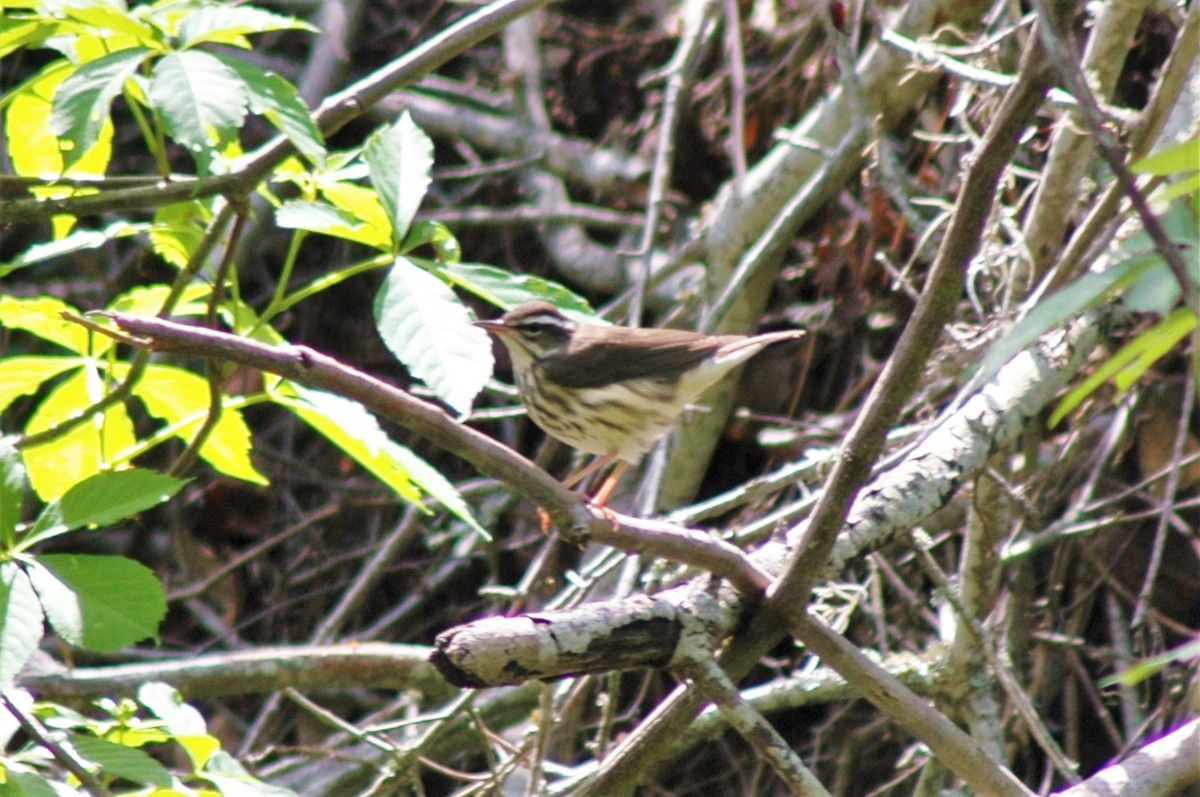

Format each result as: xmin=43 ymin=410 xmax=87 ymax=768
xmin=178 ymin=4 xmax=316 ymax=48
xmin=276 ymin=198 xmax=388 ymax=248
xmin=0 ymin=220 xmax=149 ymax=279
xmin=441 ymin=262 xmax=596 ymax=318
xmin=389 ymin=441 xmax=489 ymax=540
xmin=273 ymin=384 xmax=422 ymax=504
xmin=50 ymin=48 xmax=148 ymax=170
xmin=31 ymin=554 xmax=166 ymax=651
xmin=69 ymin=734 xmax=174 ymax=787
xmin=25 ymin=468 xmax=187 ymax=548
xmin=275 ymin=383 xmax=488 ymax=538
xmin=0 ymin=439 xmax=25 ymax=545
xmin=364 ymin=112 xmax=433 ymax=248
xmin=0 ymin=294 xmax=100 ymax=356
xmin=0 ymin=562 xmax=44 ymax=689
xmin=57 ymin=3 xmax=161 ymax=45
xmin=147 ymin=50 xmax=248 ymax=174
xmin=319 ymin=182 xmax=393 ymax=248
xmin=0 ymin=356 xmax=79 ymax=416
xmin=108 ymin=283 xmax=211 ymax=317
xmin=133 ymin=364 xmax=267 ymax=485
xmin=211 ymin=52 xmax=324 ymax=165
xmin=8 ymin=60 xmax=113 ymax=180
xmin=22 ymin=368 xmax=138 ymax=501
xmin=374 ymin=257 xmax=493 ymax=416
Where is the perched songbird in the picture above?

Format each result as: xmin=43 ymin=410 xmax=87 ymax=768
xmin=476 ymin=301 xmax=803 ymax=506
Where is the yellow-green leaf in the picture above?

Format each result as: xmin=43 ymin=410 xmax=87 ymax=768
xmin=22 ymin=368 xmax=137 ymax=501
xmin=0 ymin=295 xmax=103 ymax=357
xmin=134 ymin=364 xmax=268 ymax=486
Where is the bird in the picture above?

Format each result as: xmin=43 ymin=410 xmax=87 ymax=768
xmin=475 ymin=301 xmax=803 ymax=508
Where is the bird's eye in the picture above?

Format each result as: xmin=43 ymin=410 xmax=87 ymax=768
xmin=521 ymin=322 xmax=550 ymax=337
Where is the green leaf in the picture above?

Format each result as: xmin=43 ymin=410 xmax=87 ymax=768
xmin=133 ymin=364 xmax=268 ymax=485
xmin=8 ymin=60 xmax=113 ymax=179
xmin=108 ymin=282 xmax=211 ymax=317
xmin=150 ymin=199 xmax=213 ymax=269
xmin=390 ymin=440 xmax=490 ymax=541
xmin=974 ymin=254 xmax=1162 ymax=387
xmin=30 ymin=554 xmax=166 ymax=651
xmin=0 ymin=294 xmax=100 ymax=356
xmin=0 ymin=221 xmax=150 ymax=279
xmin=147 ymin=50 xmax=248 ymax=173
xmin=318 ymin=182 xmax=393 ymax=248
xmin=0 ymin=356 xmax=80 ymax=416
xmin=1098 ymin=638 xmax=1200 ymax=688
xmin=50 ymin=48 xmax=149 ymax=170
xmin=204 ymin=751 xmax=302 ymax=796
xmin=0 ymin=687 xmax=32 ymax=751
xmin=402 ymin=220 xmax=461 ymax=263
xmin=276 ymin=198 xmax=389 ymax=248
xmin=0 ymin=768 xmax=59 ymax=797
xmin=276 ymin=383 xmax=488 ymax=538
xmin=25 ymin=469 xmax=187 ymax=548
xmin=363 ymin=112 xmax=433 ymax=249
xmin=374 ymin=257 xmax=493 ymax=416
xmin=0 ymin=562 xmax=44 ymax=689
xmin=0 ymin=440 xmax=25 ymax=546
xmin=68 ymin=734 xmax=174 ymax=787
xmin=1131 ymin=134 xmax=1200 ymax=176
xmin=139 ymin=682 xmax=208 ymax=737
xmin=0 ymin=18 xmax=67 ymax=61
xmin=212 ymin=52 xmax=324 ymax=165
xmin=56 ymin=3 xmax=161 ymax=46
xmin=178 ymin=4 xmax=317 ymax=49
xmin=22 ymin=368 xmax=139 ymax=501
xmin=441 ymin=262 xmax=596 ymax=317
xmin=1049 ymin=307 xmax=1197 ymax=426
xmin=273 ymin=385 xmax=422 ymax=504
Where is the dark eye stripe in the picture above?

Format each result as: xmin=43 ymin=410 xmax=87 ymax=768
xmin=516 ymin=318 xmax=568 ymax=337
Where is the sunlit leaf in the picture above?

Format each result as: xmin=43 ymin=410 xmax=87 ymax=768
xmin=1049 ymin=307 xmax=1197 ymax=427
xmin=212 ymin=53 xmax=324 ymax=165
xmin=0 ymin=356 xmax=80 ymax=415
xmin=363 ymin=112 xmax=433 ymax=249
xmin=147 ymin=50 xmax=248 ymax=174
xmin=22 ymin=368 xmax=138 ymax=501
xmin=441 ymin=262 xmax=596 ymax=318
xmin=8 ymin=60 xmax=113 ymax=179
xmin=0 ymin=440 xmax=25 ymax=546
xmin=0 ymin=295 xmax=99 ymax=357
xmin=0 ymin=562 xmax=43 ymax=689
xmin=276 ymin=198 xmax=388 ymax=248
xmin=0 ymin=221 xmax=149 ymax=279
xmin=177 ymin=4 xmax=316 ymax=49
xmin=374 ymin=257 xmax=493 ymax=416
xmin=50 ymin=48 xmax=148 ymax=169
xmin=133 ymin=364 xmax=268 ymax=485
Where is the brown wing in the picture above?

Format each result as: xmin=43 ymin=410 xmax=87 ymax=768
xmin=543 ymin=326 xmax=741 ymax=389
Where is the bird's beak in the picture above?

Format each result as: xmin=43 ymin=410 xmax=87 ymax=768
xmin=474 ymin=318 xmax=508 ymax=335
